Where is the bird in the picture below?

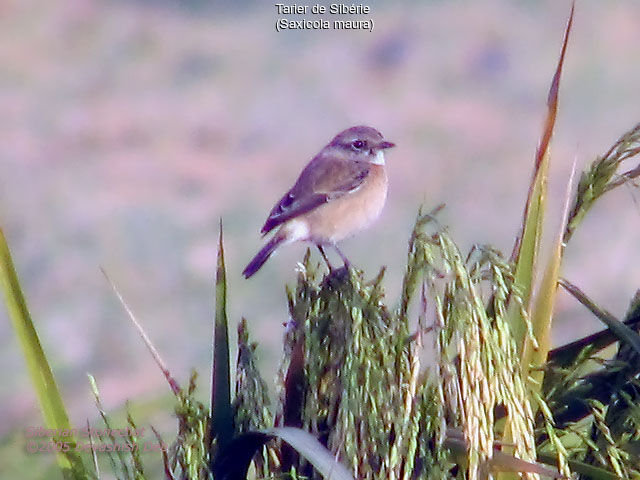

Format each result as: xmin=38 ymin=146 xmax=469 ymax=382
xmin=243 ymin=125 xmax=395 ymax=278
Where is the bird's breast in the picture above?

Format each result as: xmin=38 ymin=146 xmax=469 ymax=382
xmin=304 ymin=164 xmax=388 ymax=243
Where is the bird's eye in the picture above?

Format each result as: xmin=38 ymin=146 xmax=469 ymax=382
xmin=351 ymin=140 xmax=366 ymax=151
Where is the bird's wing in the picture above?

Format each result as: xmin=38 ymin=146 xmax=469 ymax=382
xmin=260 ymin=156 xmax=370 ymax=234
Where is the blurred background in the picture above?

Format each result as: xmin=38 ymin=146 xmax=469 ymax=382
xmin=1 ymin=0 xmax=639 ymax=476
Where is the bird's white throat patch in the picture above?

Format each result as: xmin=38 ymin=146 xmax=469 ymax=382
xmin=284 ymin=219 xmax=310 ymax=243
xmin=371 ymin=150 xmax=385 ymax=165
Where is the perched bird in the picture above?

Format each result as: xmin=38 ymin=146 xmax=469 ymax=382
xmin=243 ymin=125 xmax=395 ymax=278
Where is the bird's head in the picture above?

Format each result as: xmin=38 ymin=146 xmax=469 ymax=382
xmin=328 ymin=126 xmax=395 ymax=165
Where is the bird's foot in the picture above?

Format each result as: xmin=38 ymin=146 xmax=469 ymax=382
xmin=316 ymin=244 xmax=334 ymax=271
xmin=333 ymin=245 xmax=352 ymax=270
xmin=321 ymin=264 xmax=351 ymax=289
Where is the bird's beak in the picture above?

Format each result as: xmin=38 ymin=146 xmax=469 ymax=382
xmin=379 ymin=141 xmax=395 ymax=149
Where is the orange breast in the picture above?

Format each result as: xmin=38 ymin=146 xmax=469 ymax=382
xmin=303 ymin=164 xmax=388 ymax=243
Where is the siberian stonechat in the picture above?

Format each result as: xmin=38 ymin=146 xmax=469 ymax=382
xmin=243 ymin=125 xmax=394 ymax=278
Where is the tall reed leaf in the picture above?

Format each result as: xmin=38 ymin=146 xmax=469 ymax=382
xmin=507 ymin=2 xmax=574 ymax=352
xmin=500 ymin=6 xmax=575 ymax=479
xmin=0 ymin=227 xmax=87 ymax=479
xmin=522 ymin=160 xmax=578 ymax=397
xmin=560 ymin=280 xmax=640 ymax=357
xmin=213 ymin=427 xmax=355 ymax=480
xmin=211 ymin=220 xmax=233 ymax=452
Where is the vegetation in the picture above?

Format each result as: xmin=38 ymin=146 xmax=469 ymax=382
xmin=2 ymin=4 xmax=640 ymax=480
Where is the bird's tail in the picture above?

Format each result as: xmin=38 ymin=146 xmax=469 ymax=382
xmin=243 ymin=234 xmax=286 ymax=278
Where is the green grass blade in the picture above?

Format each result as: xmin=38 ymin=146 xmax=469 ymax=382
xmin=102 ymin=268 xmax=181 ymax=396
xmin=507 ymin=1 xmax=574 ymax=353
xmin=500 ymin=7 xmax=574 ymax=479
xmin=211 ymin=220 xmax=233 ymax=451
xmin=213 ymin=428 xmax=354 ymax=480
xmin=212 ymin=431 xmax=271 ymax=480
xmin=537 ymin=453 xmax=621 ymax=480
xmin=444 ymin=430 xmax=561 ymax=478
xmin=266 ymin=427 xmax=354 ymax=480
xmin=560 ymin=279 xmax=640 ymax=357
xmin=549 ymin=290 xmax=640 ymax=367
xmin=522 ymin=158 xmax=578 ymax=395
xmin=0 ymin=227 xmax=87 ymax=478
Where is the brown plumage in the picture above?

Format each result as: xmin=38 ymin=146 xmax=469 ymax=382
xmin=243 ymin=126 xmax=394 ymax=278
